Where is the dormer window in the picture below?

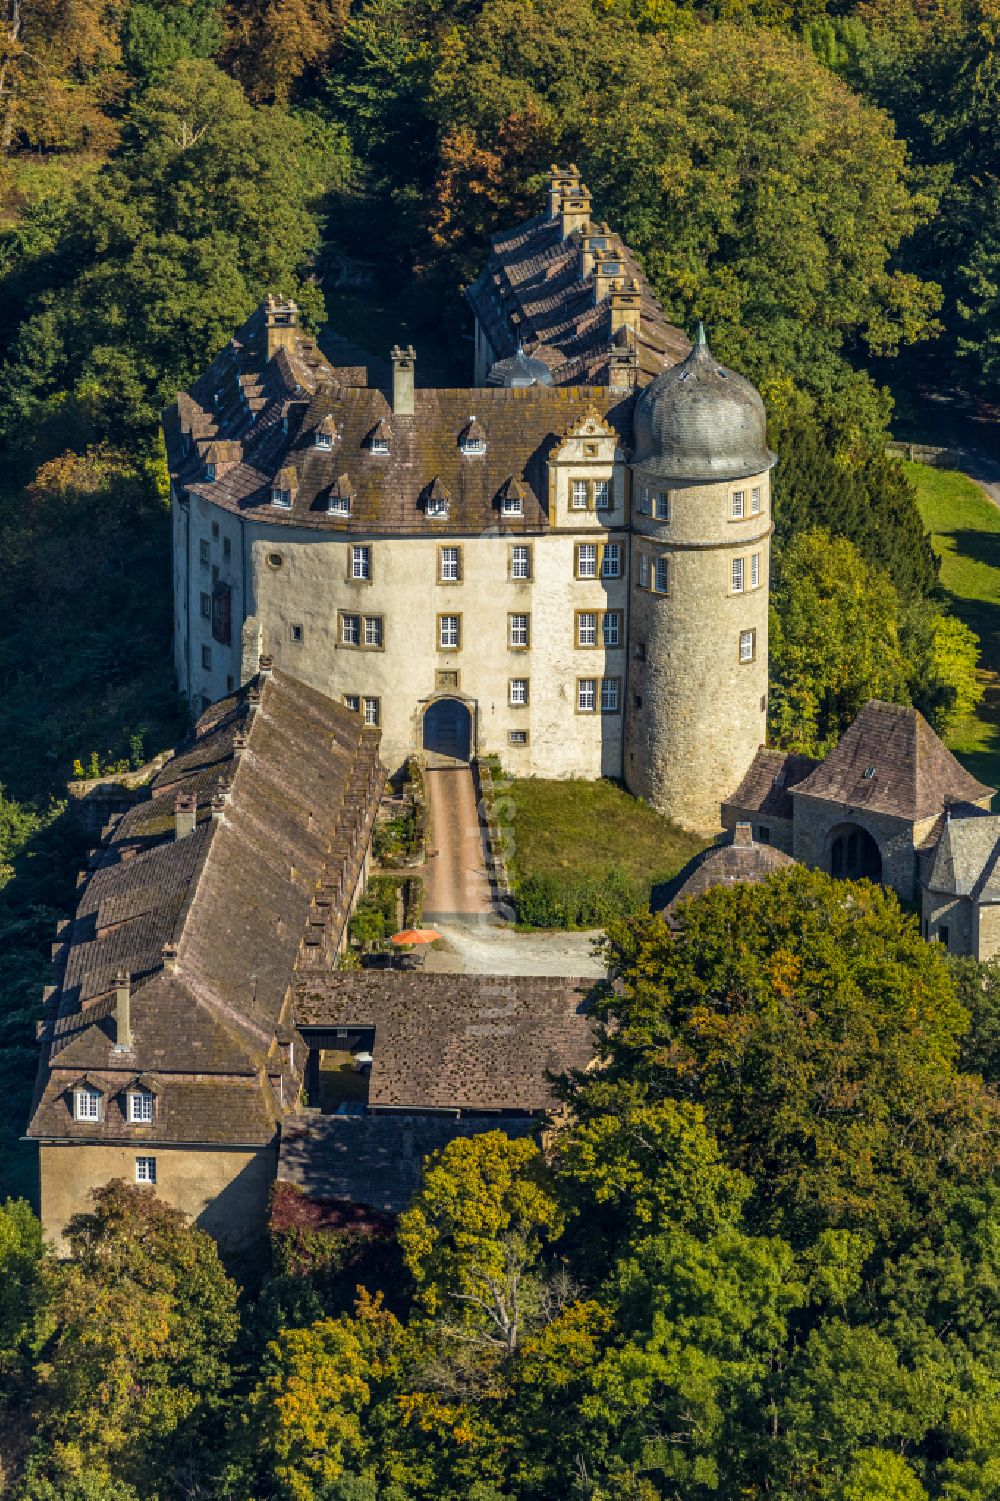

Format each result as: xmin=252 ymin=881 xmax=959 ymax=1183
xmin=371 ymin=437 xmax=389 ymax=454
xmin=128 ymin=1088 xmax=154 ymax=1123
xmin=205 ymin=463 xmax=216 ymax=482
xmin=328 ymin=494 xmax=350 ymax=517
xmin=499 ymin=476 xmax=525 ymax=517
xmin=74 ymin=1085 xmax=102 ymax=1122
xmin=462 ymin=437 xmax=486 ymax=455
xmin=427 ymin=495 xmax=449 ymax=518
xmin=271 ymin=486 xmax=292 ymax=508
xmin=502 ymin=494 xmax=522 ymax=516
xmin=315 ymin=431 xmax=333 ymax=451
xmin=460 ymin=417 xmax=486 ymax=456
xmin=272 ymin=465 xmax=297 ymax=509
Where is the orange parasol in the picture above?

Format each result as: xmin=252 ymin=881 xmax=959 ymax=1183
xmin=390 ymin=928 xmax=443 ymax=946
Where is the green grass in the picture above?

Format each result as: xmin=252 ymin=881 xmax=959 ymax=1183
xmin=907 ymin=460 xmax=1000 ymax=790
xmin=506 ymin=776 xmax=708 ymax=906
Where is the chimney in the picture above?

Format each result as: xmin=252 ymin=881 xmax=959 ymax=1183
xmin=390 ymin=345 xmax=416 ymax=416
xmin=560 ymin=186 xmax=592 ymax=239
xmin=610 ymin=279 xmax=642 ymax=340
xmin=548 ymin=162 xmax=581 ymax=220
xmin=211 ymin=790 xmax=230 ymax=820
xmin=608 ymin=343 xmax=639 ymax=394
xmin=233 ymin=732 xmax=249 ymax=759
xmin=594 ymin=248 xmax=625 ymax=304
xmin=734 ymin=822 xmax=754 ymax=847
xmin=114 ymin=969 xmax=132 ymax=1051
xmin=258 ymin=654 xmax=274 ymax=679
xmin=264 ymin=294 xmax=299 ymax=360
xmin=162 ymin=942 xmax=178 ymax=973
xmin=175 ymin=792 xmax=197 ymax=841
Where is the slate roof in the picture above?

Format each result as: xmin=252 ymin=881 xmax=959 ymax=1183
xmin=658 ymin=829 xmax=797 ymax=924
xmin=29 ymin=668 xmax=386 ymax=1147
xmin=793 ymin=701 xmax=993 ymax=822
xmin=465 ymin=194 xmax=689 ymax=385
xmin=292 ymin=973 xmax=597 ymax=1112
xmin=164 ymin=306 xmax=633 ymax=535
xmin=724 ymin=748 xmax=821 ymax=823
xmin=925 ymin=812 xmax=1000 ymax=900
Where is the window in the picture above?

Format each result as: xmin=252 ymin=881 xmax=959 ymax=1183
xmin=637 ymin=486 xmax=651 ymax=517
xmin=267 ymin=552 xmax=283 ymax=569
xmin=571 ymin=480 xmax=588 ymax=510
xmin=603 ymin=611 xmax=621 ymax=648
xmin=633 ymin=694 xmax=643 ymax=710
xmin=732 ymin=557 xmax=745 ymax=593
xmin=654 ymin=557 xmax=669 ymax=594
xmin=508 ymin=729 xmax=529 ymax=746
xmin=427 ymin=494 xmax=450 ymax=518
xmin=509 ymin=678 xmax=529 ymax=706
xmin=578 ymin=678 xmax=596 ymax=712
xmin=758 ymin=826 xmax=771 ymax=844
xmin=223 ymin=537 xmax=231 ymax=561
xmin=439 ymin=614 xmax=461 ymax=649
xmin=344 ymin=694 xmax=360 ymax=714
xmin=328 ymin=494 xmax=351 ymax=517
xmin=501 ymin=492 xmax=523 ymax=516
xmin=290 ymin=624 xmax=304 ymax=643
xmin=364 ymin=615 xmax=383 ymax=648
xmin=939 ymin=924 xmax=950 ymax=950
xmin=751 ymin=486 xmax=762 ymax=515
xmin=634 ymin=641 xmax=647 ymax=662
xmin=440 ymin=546 xmax=461 ymax=582
xmin=601 ymin=678 xmax=621 ymax=713
xmin=601 ymin=543 xmax=622 ymax=578
xmin=732 ymin=490 xmax=745 ymax=519
xmin=639 ymin=554 xmax=650 ymax=588
xmin=271 ymin=486 xmax=292 ymax=508
xmin=135 ymin=1157 xmax=157 ymax=1184
xmin=201 ymin=645 xmax=212 ymax=670
xmin=578 ymin=612 xmax=598 ymax=647
xmin=751 ymin=552 xmax=760 ymax=590
xmin=363 ymin=697 xmax=380 ymax=727
xmin=315 ymin=430 xmax=333 ymax=450
xmin=341 ymin=613 xmax=360 ymax=646
xmin=655 ymin=492 xmax=671 ymax=521
xmin=205 ymin=464 xmax=216 ymax=482
xmin=594 ymin=479 xmax=610 ymax=510
xmin=200 ymin=592 xmax=212 ymax=619
xmin=129 ymin=1090 xmax=154 ymax=1124
xmin=351 ymin=545 xmax=371 ymax=581
xmin=199 ymin=539 xmax=210 ymax=566
xmin=739 ymin=629 xmax=756 ymax=663
xmin=509 ymin=614 xmax=529 ymax=649
xmin=511 ymin=545 xmax=531 ymax=580
xmin=371 ymin=436 xmax=390 ymax=455
xmin=74 ymin=1086 xmax=101 ymax=1122
xmin=461 ymin=436 xmax=486 ymax=456
xmin=577 ymin=543 xmax=598 ymax=579
xmin=212 ymin=521 xmax=220 ymax=539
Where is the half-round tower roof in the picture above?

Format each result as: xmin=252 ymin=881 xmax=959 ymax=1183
xmin=632 ymin=326 xmax=775 ymax=482
xmin=487 ymin=346 xmax=555 ymax=388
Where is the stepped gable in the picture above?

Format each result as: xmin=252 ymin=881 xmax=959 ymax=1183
xmin=292 ymin=972 xmax=597 ymax=1112
xmin=724 ymin=747 xmax=820 ymax=822
xmin=658 ymin=826 xmax=797 ymax=926
xmin=793 ymin=701 xmax=993 ymax=823
xmin=28 ymin=668 xmax=386 ymax=1149
xmin=172 ymin=380 xmax=632 ymax=534
xmin=925 ymin=812 xmax=1000 ymax=899
xmin=466 ymin=197 xmax=689 ymax=385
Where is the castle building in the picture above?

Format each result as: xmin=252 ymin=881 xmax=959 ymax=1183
xmin=165 ymin=169 xmax=774 ymax=831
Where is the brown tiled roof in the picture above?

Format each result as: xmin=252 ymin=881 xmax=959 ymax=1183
xmin=925 ymin=812 xmax=1000 ymax=900
xmin=724 ymin=747 xmax=821 ymax=822
xmin=465 ymin=199 xmax=689 ymax=386
xmin=292 ymin=973 xmax=596 ymax=1112
xmin=28 ymin=1073 xmax=278 ymax=1147
xmin=659 ymin=831 xmax=797 ymax=925
xmin=28 ymin=669 xmax=386 ymax=1147
xmin=793 ymin=701 xmax=993 ymax=822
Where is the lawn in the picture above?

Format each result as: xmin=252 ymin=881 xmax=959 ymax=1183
xmin=907 ymin=460 xmax=1000 ymax=791
xmin=504 ymin=775 xmax=708 ymax=920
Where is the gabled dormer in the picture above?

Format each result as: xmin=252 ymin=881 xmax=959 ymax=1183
xmin=326 ymin=475 xmax=354 ymax=517
xmin=271 ymin=464 xmax=297 ymax=509
xmin=367 ymin=418 xmax=392 ymax=456
xmin=459 ymin=416 xmax=486 ymax=456
xmin=425 ymin=476 xmax=451 ymax=519
xmin=313 ymin=414 xmax=338 ymax=451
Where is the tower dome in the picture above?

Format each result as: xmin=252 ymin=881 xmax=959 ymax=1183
xmin=632 ymin=326 xmax=775 ymax=482
xmin=487 ymin=345 xmax=555 ymax=388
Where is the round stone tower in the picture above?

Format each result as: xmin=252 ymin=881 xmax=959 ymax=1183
xmin=625 ymin=328 xmax=775 ymax=830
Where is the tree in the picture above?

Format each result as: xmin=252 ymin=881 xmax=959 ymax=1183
xmin=222 ymin=0 xmax=350 ymax=104
xmin=584 ymin=22 xmax=941 ymax=435
xmin=0 ymin=1198 xmax=44 ymax=1378
xmin=585 ymin=867 xmax=998 ymax=1244
xmin=901 ymin=604 xmax=984 ymax=737
xmin=122 ymin=0 xmax=223 ymax=85
xmin=769 ymin=528 xmax=910 ymax=755
xmin=398 ymin=1131 xmax=563 ymax=1354
xmin=28 ymin=1182 xmax=239 ymax=1494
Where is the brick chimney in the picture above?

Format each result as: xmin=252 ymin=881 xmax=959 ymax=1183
xmin=264 ymin=294 xmax=299 ymax=360
xmin=608 ymin=342 xmax=639 ymax=393
xmin=390 ymin=345 xmax=416 ymax=415
xmin=175 ymin=792 xmax=197 ymax=841
xmin=114 ymin=969 xmax=131 ymax=1051
xmin=734 ymin=822 xmax=754 ymax=847
xmin=610 ymin=279 xmax=642 ymax=340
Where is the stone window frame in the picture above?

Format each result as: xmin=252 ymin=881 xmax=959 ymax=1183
xmin=290 ymin=624 xmax=304 ymax=644
xmin=731 ymin=557 xmax=745 ymax=594
xmin=601 ymin=542 xmax=622 ymax=579
xmin=509 ymin=544 xmax=532 ymax=581
xmin=508 ymin=729 xmax=529 ymax=746
xmin=603 ymin=609 xmax=623 ymax=648
xmin=575 ymin=542 xmax=599 ymax=579
xmin=653 ymin=557 xmax=670 ymax=595
xmin=636 ymin=485 xmax=651 ymax=517
xmin=509 ymin=677 xmax=529 ymax=707
xmin=437 ymin=613 xmax=462 ymax=651
xmin=576 ymin=610 xmax=598 ymax=648
xmin=576 ymin=676 xmax=622 ymax=714
xmin=575 ymin=608 xmax=623 ymax=649
xmin=199 ymin=538 xmax=211 ymax=567
xmin=751 ymin=485 xmax=762 ymax=515
xmin=571 ymin=479 xmax=589 ymax=511
xmin=349 ymin=544 xmax=372 ymax=583
xmin=344 ymin=694 xmax=361 ymax=714
xmin=363 ymin=696 xmax=380 ymax=727
xmin=135 ymin=1156 xmax=157 ymax=1184
xmin=601 ymin=677 xmax=621 ymax=714
xmin=201 ymin=644 xmax=212 ymax=671
xmin=200 ymin=591 xmax=212 ymax=620
xmin=339 ymin=612 xmax=385 ymax=651
xmin=364 ymin=616 xmax=383 ymax=649
xmin=730 ymin=489 xmax=746 ymax=520
xmin=751 ymin=552 xmax=761 ymax=590
xmin=438 ymin=545 xmax=463 ymax=584
xmin=654 ymin=491 xmax=672 ymax=522
xmin=739 ymin=628 xmax=756 ymax=664
xmin=508 ymin=613 xmax=530 ymax=651
xmin=570 ymin=477 xmax=614 ymax=514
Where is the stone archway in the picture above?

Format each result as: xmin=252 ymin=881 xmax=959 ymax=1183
xmin=422 ymin=697 xmax=472 ymax=764
xmin=827 ymin=821 xmax=883 ymax=883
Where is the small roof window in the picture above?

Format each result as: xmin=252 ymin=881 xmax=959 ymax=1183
xmin=460 ymin=416 xmax=486 ymax=455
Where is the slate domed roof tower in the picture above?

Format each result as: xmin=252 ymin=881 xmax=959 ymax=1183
xmin=626 ymin=328 xmax=776 ymax=829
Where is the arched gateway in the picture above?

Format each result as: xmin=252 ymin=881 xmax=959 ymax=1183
xmin=422 ymin=697 xmax=472 ymax=763
xmin=827 ymin=821 xmax=882 ymax=883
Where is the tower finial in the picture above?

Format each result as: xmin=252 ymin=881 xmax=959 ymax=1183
xmin=695 ymin=321 xmax=707 ymax=347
